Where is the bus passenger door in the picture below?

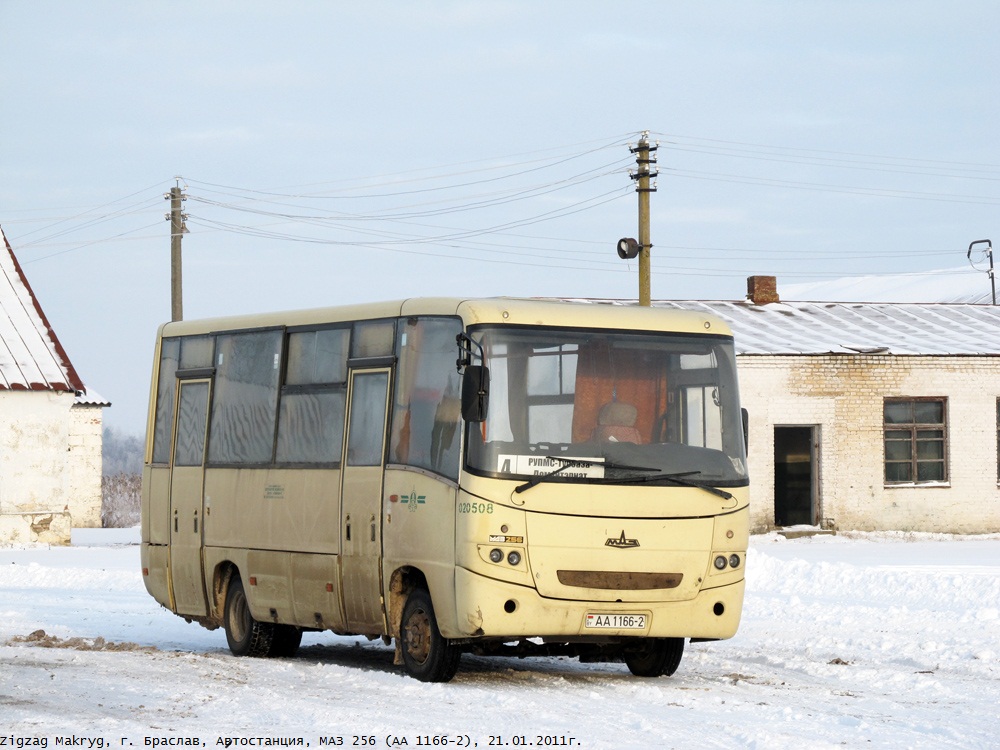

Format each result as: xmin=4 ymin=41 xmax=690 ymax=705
xmin=168 ymin=379 xmax=211 ymax=617
xmin=340 ymin=368 xmax=391 ymax=633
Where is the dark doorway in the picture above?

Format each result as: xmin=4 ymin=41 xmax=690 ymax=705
xmin=774 ymin=426 xmax=818 ymax=527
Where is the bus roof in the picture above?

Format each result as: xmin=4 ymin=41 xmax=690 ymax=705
xmin=156 ymin=297 xmax=734 ymax=339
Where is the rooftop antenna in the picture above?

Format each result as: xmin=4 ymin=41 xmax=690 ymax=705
xmin=966 ymin=239 xmax=995 ymax=305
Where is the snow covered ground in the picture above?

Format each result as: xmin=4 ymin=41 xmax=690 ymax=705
xmin=2 ymin=529 xmax=998 ymax=749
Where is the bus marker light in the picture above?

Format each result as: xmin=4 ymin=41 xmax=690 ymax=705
xmin=326 ymin=583 xmax=334 ymax=592
xmin=142 ymin=567 xmax=149 ymax=576
xmin=249 ymin=576 xmax=258 ymax=586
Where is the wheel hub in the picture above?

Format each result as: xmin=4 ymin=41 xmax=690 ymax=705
xmin=404 ymin=610 xmax=431 ymax=663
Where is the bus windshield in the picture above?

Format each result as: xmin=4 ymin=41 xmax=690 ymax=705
xmin=464 ymin=326 xmax=748 ymax=486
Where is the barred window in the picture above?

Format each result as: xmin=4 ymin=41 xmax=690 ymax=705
xmin=884 ymin=398 xmax=947 ymax=484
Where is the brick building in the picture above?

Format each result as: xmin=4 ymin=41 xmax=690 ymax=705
xmin=654 ymin=278 xmax=1000 ymax=534
xmin=0 ymin=227 xmax=108 ymax=545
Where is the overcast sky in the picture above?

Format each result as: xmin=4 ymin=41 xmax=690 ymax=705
xmin=1 ymin=2 xmax=998 ymax=433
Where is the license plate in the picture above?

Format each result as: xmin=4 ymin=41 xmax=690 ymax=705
xmin=585 ymin=613 xmax=647 ymax=630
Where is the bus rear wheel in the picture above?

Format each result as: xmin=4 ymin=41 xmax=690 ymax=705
xmin=399 ymin=588 xmax=460 ymax=682
xmin=624 ymin=637 xmax=685 ymax=677
xmin=224 ymin=575 xmax=274 ymax=657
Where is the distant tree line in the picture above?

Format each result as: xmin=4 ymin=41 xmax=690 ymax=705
xmin=103 ymin=425 xmax=144 ymax=476
xmin=102 ymin=426 xmax=143 ymax=528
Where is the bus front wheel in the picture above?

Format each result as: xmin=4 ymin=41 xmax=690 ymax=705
xmin=624 ymin=637 xmax=685 ymax=677
xmin=224 ymin=575 xmax=274 ymax=658
xmin=399 ymin=588 xmax=461 ymax=682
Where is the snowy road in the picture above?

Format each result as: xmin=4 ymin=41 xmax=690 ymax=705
xmin=2 ymin=530 xmax=998 ymax=749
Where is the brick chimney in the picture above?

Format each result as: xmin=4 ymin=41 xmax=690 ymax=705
xmin=747 ymin=275 xmax=779 ymax=305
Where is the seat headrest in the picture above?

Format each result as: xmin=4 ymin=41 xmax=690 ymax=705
xmin=597 ymin=401 xmax=638 ymax=427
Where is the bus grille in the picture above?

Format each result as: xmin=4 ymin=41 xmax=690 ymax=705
xmin=556 ymin=570 xmax=683 ymax=590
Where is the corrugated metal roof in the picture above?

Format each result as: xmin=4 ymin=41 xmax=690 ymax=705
xmin=783 ymin=267 xmax=995 ymax=305
xmin=75 ymin=388 xmax=111 ymax=407
xmin=588 ymin=299 xmax=1000 ymax=356
xmin=0 ymin=226 xmax=88 ymax=392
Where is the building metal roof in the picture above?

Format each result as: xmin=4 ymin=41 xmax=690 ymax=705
xmin=783 ymin=267 xmax=995 ymax=305
xmin=584 ymin=298 xmax=1000 ymax=356
xmin=0 ymin=226 xmax=108 ymax=403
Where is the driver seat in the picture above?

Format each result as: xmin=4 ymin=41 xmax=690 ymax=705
xmin=593 ymin=401 xmax=642 ymax=443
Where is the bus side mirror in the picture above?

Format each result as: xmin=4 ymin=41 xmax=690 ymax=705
xmin=741 ymin=408 xmax=749 ymax=450
xmin=461 ymin=365 xmax=490 ymax=423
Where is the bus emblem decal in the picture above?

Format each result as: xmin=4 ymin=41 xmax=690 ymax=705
xmin=402 ymin=490 xmax=426 ymax=512
xmin=606 ymin=531 xmax=640 ymax=549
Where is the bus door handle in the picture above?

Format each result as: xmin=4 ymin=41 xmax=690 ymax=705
xmin=194 ymin=511 xmax=199 ymax=534
xmin=370 ymin=514 xmax=376 ymax=542
xmin=174 ymin=510 xmax=178 ymax=533
xmin=345 ymin=514 xmax=351 ymax=542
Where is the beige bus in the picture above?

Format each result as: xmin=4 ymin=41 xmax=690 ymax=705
xmin=140 ymin=297 xmax=749 ymax=682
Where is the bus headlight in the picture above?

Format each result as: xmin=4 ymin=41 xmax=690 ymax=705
xmin=713 ymin=555 xmax=728 ymax=570
xmin=489 ymin=548 xmax=504 ymax=563
xmin=507 ymin=550 xmax=522 ymax=566
xmin=729 ymin=554 xmax=741 ymax=569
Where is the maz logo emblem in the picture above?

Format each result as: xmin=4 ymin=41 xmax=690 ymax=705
xmin=605 ymin=530 xmax=640 ymax=549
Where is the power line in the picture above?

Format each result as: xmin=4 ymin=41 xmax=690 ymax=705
xmin=185 ymin=156 xmax=631 ymax=223
xmin=11 ymin=181 xmax=169 ymax=244
xmin=666 ymin=168 xmax=1000 ymax=206
xmin=21 ymin=222 xmax=165 ymax=263
xmin=653 ymin=132 xmax=1000 ymax=173
xmin=183 ymin=133 xmax=636 ymax=198
xmin=2 ymin=131 xmax=994 ymax=286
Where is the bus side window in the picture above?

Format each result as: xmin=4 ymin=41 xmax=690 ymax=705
xmin=208 ymin=330 xmax=283 ymax=465
xmin=151 ymin=338 xmax=180 ymax=464
xmin=276 ymin=328 xmax=349 ymax=464
xmin=352 ymin=319 xmax=395 ymax=358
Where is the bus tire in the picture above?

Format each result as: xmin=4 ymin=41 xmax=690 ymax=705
xmin=399 ymin=588 xmax=460 ymax=682
xmin=268 ymin=624 xmax=303 ymax=658
xmin=224 ymin=575 xmax=274 ymax=658
xmin=624 ymin=637 xmax=685 ymax=677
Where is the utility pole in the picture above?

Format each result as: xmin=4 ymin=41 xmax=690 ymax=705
xmin=166 ymin=180 xmax=187 ymax=321
xmin=630 ymin=133 xmax=658 ymax=306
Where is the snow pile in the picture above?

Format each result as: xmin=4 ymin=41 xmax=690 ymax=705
xmin=1 ymin=529 xmax=998 ymax=748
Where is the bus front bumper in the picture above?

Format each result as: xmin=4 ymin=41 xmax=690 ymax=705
xmin=450 ymin=566 xmax=744 ymax=642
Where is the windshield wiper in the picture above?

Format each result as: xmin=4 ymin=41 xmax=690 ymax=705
xmin=513 ymin=457 xmax=658 ymax=494
xmin=513 ymin=460 xmax=734 ymax=500
xmin=604 ymin=470 xmax=734 ymax=500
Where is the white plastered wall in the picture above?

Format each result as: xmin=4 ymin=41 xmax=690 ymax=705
xmin=0 ymin=390 xmax=103 ymax=541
